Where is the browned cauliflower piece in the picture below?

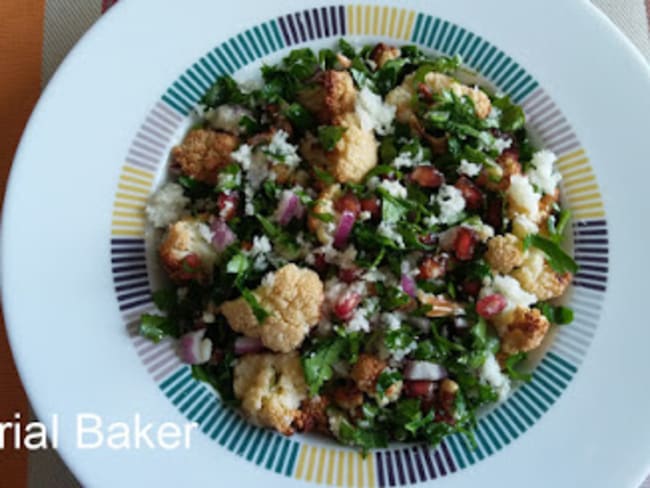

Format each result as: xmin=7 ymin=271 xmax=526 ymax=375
xmin=233 ymin=352 xmax=307 ymax=435
xmin=171 ymin=129 xmax=239 ymax=184
xmin=511 ymin=249 xmax=572 ymax=301
xmin=350 ymin=354 xmax=386 ymax=394
xmin=307 ymin=185 xmax=342 ymax=244
xmin=220 ymin=264 xmax=325 ymax=352
xmin=485 ymin=234 xmax=525 ymax=274
xmin=386 ymin=72 xmax=492 ymax=124
xmin=296 ymin=70 xmax=357 ymax=124
xmin=300 ymin=113 xmax=378 ymax=183
xmin=370 ymin=43 xmax=401 ymax=69
xmin=498 ymin=306 xmax=551 ymax=354
xmin=294 ymin=396 xmax=330 ymax=433
xmin=159 ymin=218 xmax=218 ymax=283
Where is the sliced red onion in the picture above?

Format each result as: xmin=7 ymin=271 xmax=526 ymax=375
xmin=438 ymin=226 xmax=460 ymax=251
xmin=333 ymin=210 xmax=356 ymax=249
xmin=275 ymin=191 xmax=305 ymax=226
xmin=404 ymin=360 xmax=448 ymax=381
xmin=179 ymin=329 xmax=212 ymax=364
xmin=210 ymin=219 xmax=236 ymax=252
xmin=400 ymin=274 xmax=417 ymax=298
xmin=234 ymin=336 xmax=265 ymax=356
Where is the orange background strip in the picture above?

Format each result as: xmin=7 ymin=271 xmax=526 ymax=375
xmin=0 ymin=0 xmax=45 ymax=487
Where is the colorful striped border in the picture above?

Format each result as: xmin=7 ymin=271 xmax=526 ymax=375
xmin=108 ymin=5 xmax=609 ymax=486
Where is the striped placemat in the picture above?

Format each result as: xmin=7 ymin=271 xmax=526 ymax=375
xmin=0 ymin=1 xmax=648 ymax=487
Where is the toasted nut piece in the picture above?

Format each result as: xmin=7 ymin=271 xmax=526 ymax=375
xmin=498 ymin=306 xmax=551 ymax=354
xmin=416 ymin=290 xmax=464 ymax=317
xmin=233 ymin=352 xmax=307 ymax=435
xmin=297 ymin=70 xmax=357 ymax=124
xmin=370 ymin=43 xmax=401 ymax=69
xmin=294 ymin=396 xmax=330 ymax=433
xmin=350 ymin=354 xmax=386 ymax=394
xmin=485 ymin=234 xmax=525 ymax=274
xmin=171 ymin=129 xmax=239 ymax=184
xmin=437 ymin=379 xmax=459 ymax=424
xmin=300 ymin=113 xmax=378 ymax=183
xmin=159 ymin=218 xmax=218 ymax=283
xmin=221 ymin=264 xmax=325 ymax=353
xmin=511 ymin=249 xmax=572 ymax=301
xmin=538 ymin=188 xmax=561 ymax=233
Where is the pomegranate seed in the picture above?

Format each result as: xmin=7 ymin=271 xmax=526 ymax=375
xmin=217 ymin=192 xmax=239 ymax=221
xmin=418 ymin=255 xmax=448 ymax=280
xmin=485 ymin=196 xmax=504 ymax=231
xmin=476 ymin=294 xmax=508 ymax=318
xmin=404 ymin=380 xmax=435 ymax=398
xmin=462 ymin=279 xmax=482 ymax=297
xmin=499 ymin=146 xmax=520 ymax=163
xmin=338 ymin=267 xmax=360 ymax=283
xmin=360 ymin=197 xmax=381 ymax=220
xmin=312 ymin=253 xmax=328 ymax=273
xmin=334 ymin=192 xmax=361 ymax=217
xmin=179 ymin=253 xmax=202 ymax=280
xmin=417 ymin=83 xmax=434 ymax=102
xmin=410 ymin=166 xmax=445 ymax=189
xmin=454 ymin=176 xmax=484 ymax=210
xmin=333 ymin=292 xmax=362 ymax=321
xmin=453 ymin=227 xmax=477 ymax=261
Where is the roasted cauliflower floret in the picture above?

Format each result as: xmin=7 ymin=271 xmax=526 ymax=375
xmin=308 ymin=185 xmax=342 ymax=244
xmin=349 ymin=354 xmax=402 ymax=406
xmin=386 ymin=72 xmax=492 ymax=124
xmin=300 ymin=113 xmax=378 ymax=183
xmin=498 ymin=306 xmax=551 ymax=354
xmin=297 ymin=70 xmax=357 ymax=124
xmin=485 ymin=234 xmax=525 ymax=274
xmin=171 ymin=129 xmax=239 ymax=184
xmin=511 ymin=249 xmax=572 ymax=301
xmin=370 ymin=43 xmax=401 ymax=69
xmin=233 ymin=352 xmax=308 ymax=435
xmin=159 ymin=218 xmax=218 ymax=283
xmin=221 ymin=264 xmax=325 ymax=352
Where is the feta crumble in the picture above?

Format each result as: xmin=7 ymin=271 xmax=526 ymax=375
xmin=146 ymin=182 xmax=189 ymax=228
xmin=393 ymin=147 xmax=425 ymax=169
xmin=265 ymin=130 xmax=301 ymax=169
xmin=436 ymin=184 xmax=466 ymax=224
xmin=355 ymin=86 xmax=396 ymax=135
xmin=527 ymin=150 xmax=561 ymax=195
xmin=507 ymin=174 xmax=541 ymax=220
xmin=458 ymin=159 xmax=482 ymax=177
xmin=378 ymin=221 xmax=405 ymax=248
xmin=379 ymin=179 xmax=408 ymax=199
xmin=479 ymin=353 xmax=511 ymax=402
xmin=480 ymin=274 xmax=537 ymax=315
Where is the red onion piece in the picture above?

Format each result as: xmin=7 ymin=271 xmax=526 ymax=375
xmin=404 ymin=380 xmax=436 ymax=398
xmin=404 ymin=360 xmax=448 ymax=381
xmin=333 ymin=210 xmax=356 ymax=249
xmin=234 ymin=336 xmax=265 ymax=356
xmin=210 ymin=219 xmax=236 ymax=252
xmin=179 ymin=329 xmax=212 ymax=364
xmin=275 ymin=191 xmax=304 ymax=226
xmin=400 ymin=274 xmax=417 ymax=298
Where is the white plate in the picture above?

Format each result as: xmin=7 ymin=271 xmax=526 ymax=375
xmin=3 ymin=0 xmax=650 ymax=487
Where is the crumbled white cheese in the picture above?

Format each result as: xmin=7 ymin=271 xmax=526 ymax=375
xmin=527 ymin=150 xmax=561 ymax=195
xmin=366 ymin=176 xmax=381 ymax=191
xmin=146 ymin=182 xmax=189 ymax=228
xmin=246 ymin=235 xmax=272 ymax=270
xmin=458 ymin=159 xmax=482 ymax=177
xmin=231 ymin=143 xmax=253 ymax=171
xmin=436 ymin=184 xmax=466 ymax=224
xmin=207 ymin=104 xmax=250 ymax=135
xmin=492 ymin=137 xmax=512 ymax=155
xmin=265 ymin=130 xmax=301 ymax=169
xmin=379 ymin=179 xmax=408 ymax=199
xmin=359 ymin=210 xmax=372 ymax=221
xmin=423 ymin=214 xmax=439 ymax=228
xmin=244 ymin=185 xmax=255 ymax=216
xmin=355 ymin=86 xmax=396 ymax=136
xmin=382 ymin=312 xmax=405 ymax=330
xmin=507 ymin=174 xmax=541 ymax=220
xmin=479 ymin=353 xmax=511 ymax=402
xmin=481 ymin=274 xmax=537 ymax=314
xmin=378 ymin=221 xmax=405 ymax=248
xmin=197 ymin=222 xmax=214 ymax=244
xmin=393 ymin=148 xmax=425 ymax=169
xmin=307 ymin=243 xmax=357 ymax=269
xmin=202 ymin=311 xmax=216 ymax=324
xmin=347 ymin=304 xmax=372 ymax=332
xmin=390 ymin=341 xmax=417 ymax=362
xmin=462 ymin=219 xmax=495 ymax=242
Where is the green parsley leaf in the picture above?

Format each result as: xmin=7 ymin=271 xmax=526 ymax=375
xmin=537 ymin=302 xmax=574 ymax=325
xmin=152 ymin=288 xmax=176 ymax=312
xmin=139 ymin=314 xmax=178 ymax=343
xmin=337 ymin=417 xmax=388 ymax=452
xmin=240 ymin=288 xmax=270 ymax=324
xmin=313 ymin=166 xmax=336 ymax=185
xmin=492 ymin=95 xmax=526 ymax=132
xmin=504 ymin=352 xmax=532 ymax=382
xmin=523 ymin=234 xmax=579 ymax=274
xmin=376 ymin=370 xmax=402 ymax=400
xmin=200 ymin=75 xmax=247 ymax=108
xmin=302 ymin=336 xmax=347 ymax=395
xmin=283 ymin=103 xmax=316 ymax=131
xmin=318 ymin=125 xmax=347 ymax=151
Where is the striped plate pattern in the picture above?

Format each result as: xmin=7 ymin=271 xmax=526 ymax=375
xmin=108 ymin=5 xmax=609 ymax=486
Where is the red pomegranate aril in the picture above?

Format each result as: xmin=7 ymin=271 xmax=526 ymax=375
xmin=476 ymin=294 xmax=508 ymax=318
xmin=333 ymin=292 xmax=362 ymax=321
xmin=179 ymin=253 xmax=201 ymax=279
xmin=462 ymin=279 xmax=482 ymax=297
xmin=312 ymin=253 xmax=328 ymax=273
xmin=334 ymin=192 xmax=361 ymax=217
xmin=360 ymin=197 xmax=381 ymax=219
xmin=410 ymin=166 xmax=445 ymax=188
xmin=453 ymin=227 xmax=477 ymax=261
xmin=217 ymin=192 xmax=239 ymax=221
xmin=418 ymin=255 xmax=448 ymax=280
xmin=338 ymin=267 xmax=360 ymax=283
xmin=454 ymin=176 xmax=483 ymax=210
xmin=485 ymin=196 xmax=504 ymax=231
xmin=404 ymin=380 xmax=435 ymax=398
